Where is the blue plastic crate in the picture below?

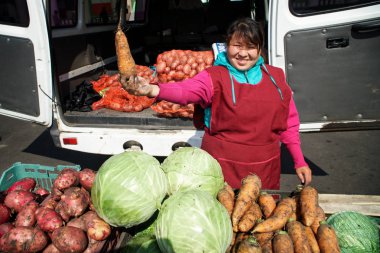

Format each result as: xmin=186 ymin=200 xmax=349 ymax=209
xmin=0 ymin=162 xmax=81 ymax=192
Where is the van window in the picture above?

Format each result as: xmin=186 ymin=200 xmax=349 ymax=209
xmin=0 ymin=0 xmax=29 ymax=27
xmin=51 ymin=0 xmax=78 ymax=28
xmin=290 ymin=0 xmax=380 ymax=16
xmin=85 ymin=0 xmax=148 ymax=26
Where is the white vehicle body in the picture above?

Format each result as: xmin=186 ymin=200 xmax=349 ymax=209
xmin=0 ymin=0 xmax=379 ymax=156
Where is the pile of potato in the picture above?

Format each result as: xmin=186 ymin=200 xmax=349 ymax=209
xmin=0 ymin=168 xmax=112 ymax=253
xmin=218 ymin=175 xmax=341 ymax=253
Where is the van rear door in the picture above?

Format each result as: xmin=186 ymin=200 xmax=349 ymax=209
xmin=269 ymin=0 xmax=380 ymax=131
xmin=0 ymin=0 xmax=52 ymax=126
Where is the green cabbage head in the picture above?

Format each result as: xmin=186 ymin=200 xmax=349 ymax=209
xmin=91 ymin=151 xmax=168 ymax=228
xmin=161 ymin=147 xmax=224 ymax=197
xmin=155 ymin=189 xmax=233 ymax=253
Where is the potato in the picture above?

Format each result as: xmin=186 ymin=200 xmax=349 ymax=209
xmin=15 ymin=201 xmax=38 ymax=227
xmin=53 ymin=168 xmax=79 ymax=191
xmin=4 ymin=190 xmax=35 ymax=212
xmin=78 ymin=168 xmax=97 ymax=191
xmin=55 ymin=187 xmax=90 ymax=222
xmin=0 ymin=222 xmax=13 ymax=237
xmin=52 ymin=226 xmax=88 ymax=253
xmin=35 ymin=207 xmax=63 ymax=233
xmin=42 ymin=243 xmax=61 ymax=253
xmin=0 ymin=226 xmax=48 ymax=253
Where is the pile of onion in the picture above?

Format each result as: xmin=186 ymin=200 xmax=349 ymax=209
xmin=152 ymin=50 xmax=214 ymax=118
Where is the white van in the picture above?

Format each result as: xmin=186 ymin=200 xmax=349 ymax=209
xmin=0 ymin=0 xmax=379 ymax=156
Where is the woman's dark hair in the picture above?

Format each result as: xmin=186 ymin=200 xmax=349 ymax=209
xmin=226 ymin=17 xmax=264 ymax=52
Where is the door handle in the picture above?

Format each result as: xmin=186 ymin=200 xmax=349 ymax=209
xmin=326 ymin=37 xmax=349 ymax=49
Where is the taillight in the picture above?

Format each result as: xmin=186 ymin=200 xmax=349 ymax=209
xmin=63 ymin=138 xmax=78 ymax=145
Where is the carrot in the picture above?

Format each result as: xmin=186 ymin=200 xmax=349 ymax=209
xmin=310 ymin=206 xmax=326 ymax=235
xmin=217 ymin=184 xmax=235 ymax=217
xmin=253 ymin=222 xmax=273 ymax=253
xmin=115 ymin=0 xmax=136 ymax=79
xmin=305 ymin=226 xmax=320 ymax=253
xmin=286 ymin=219 xmax=312 ymax=253
xmin=316 ymin=221 xmax=341 ymax=253
xmin=272 ymin=230 xmax=294 ymax=253
xmin=238 ymin=202 xmax=263 ymax=232
xmin=236 ymin=235 xmax=262 ymax=253
xmin=224 ymin=182 xmax=236 ymax=199
xmin=258 ymin=192 xmax=276 ymax=219
xmin=253 ymin=197 xmax=296 ymax=233
xmin=232 ymin=233 xmax=250 ymax=253
xmin=290 ymin=185 xmax=304 ymax=220
xmin=300 ymin=186 xmax=319 ymax=226
xmin=232 ymin=174 xmax=262 ymax=232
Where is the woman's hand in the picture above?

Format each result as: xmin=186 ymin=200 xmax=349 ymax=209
xmin=295 ymin=166 xmax=312 ymax=186
xmin=120 ymin=75 xmax=156 ymax=97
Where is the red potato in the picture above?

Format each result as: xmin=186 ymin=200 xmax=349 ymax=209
xmin=83 ymin=237 xmax=107 ymax=253
xmin=55 ymin=187 xmax=90 ymax=222
xmin=42 ymin=243 xmax=61 ymax=253
xmin=67 ymin=211 xmax=111 ymax=241
xmin=15 ymin=201 xmax=38 ymax=227
xmin=53 ymin=168 xmax=79 ymax=191
xmin=40 ymin=195 xmax=59 ymax=210
xmin=50 ymin=186 xmax=63 ymax=201
xmin=0 ymin=203 xmax=11 ymax=225
xmin=78 ymin=168 xmax=97 ymax=191
xmin=6 ymin=177 xmax=36 ymax=194
xmin=34 ymin=187 xmax=49 ymax=197
xmin=0 ymin=226 xmax=48 ymax=253
xmin=4 ymin=189 xmax=36 ymax=212
xmin=0 ymin=222 xmax=14 ymax=237
xmin=35 ymin=207 xmax=63 ymax=233
xmin=52 ymin=226 xmax=88 ymax=253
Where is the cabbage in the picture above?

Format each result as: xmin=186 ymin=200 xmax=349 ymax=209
xmin=91 ymin=151 xmax=168 ymax=228
xmin=155 ymin=189 xmax=233 ymax=253
xmin=327 ymin=211 xmax=380 ymax=253
xmin=161 ymin=147 xmax=224 ymax=197
xmin=122 ymin=221 xmax=161 ymax=253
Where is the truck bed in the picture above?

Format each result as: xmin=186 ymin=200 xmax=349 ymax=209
xmin=63 ymin=108 xmax=195 ymax=130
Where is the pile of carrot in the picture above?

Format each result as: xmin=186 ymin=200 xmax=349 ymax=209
xmin=217 ymin=175 xmax=341 ymax=253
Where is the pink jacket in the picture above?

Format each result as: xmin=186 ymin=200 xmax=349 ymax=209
xmin=157 ymin=70 xmax=308 ymax=169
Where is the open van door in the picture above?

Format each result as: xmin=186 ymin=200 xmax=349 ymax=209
xmin=0 ymin=0 xmax=53 ymax=126
xmin=269 ymin=0 xmax=380 ymax=131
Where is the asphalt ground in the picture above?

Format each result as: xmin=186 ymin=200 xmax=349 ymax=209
xmin=0 ymin=115 xmax=379 ymax=195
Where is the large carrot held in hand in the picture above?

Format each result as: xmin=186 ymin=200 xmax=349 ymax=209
xmin=232 ymin=174 xmax=262 ymax=232
xmin=115 ymin=0 xmax=136 ymax=79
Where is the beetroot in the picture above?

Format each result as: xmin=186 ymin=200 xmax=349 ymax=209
xmin=35 ymin=207 xmax=63 ymax=233
xmin=52 ymin=226 xmax=88 ymax=253
xmin=4 ymin=190 xmax=35 ymax=212
xmin=0 ymin=226 xmax=48 ymax=253
xmin=55 ymin=187 xmax=89 ymax=222
xmin=0 ymin=204 xmax=11 ymax=225
xmin=78 ymin=168 xmax=97 ymax=191
xmin=5 ymin=177 xmax=36 ymax=194
xmin=53 ymin=168 xmax=79 ymax=191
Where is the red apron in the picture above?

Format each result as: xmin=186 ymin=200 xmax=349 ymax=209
xmin=200 ymin=65 xmax=291 ymax=190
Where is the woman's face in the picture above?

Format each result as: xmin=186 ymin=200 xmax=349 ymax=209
xmin=227 ymin=36 xmax=261 ymax=71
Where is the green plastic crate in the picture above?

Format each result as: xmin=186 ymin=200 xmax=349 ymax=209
xmin=0 ymin=162 xmax=81 ymax=192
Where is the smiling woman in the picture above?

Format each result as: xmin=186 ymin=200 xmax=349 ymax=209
xmin=121 ymin=17 xmax=312 ymax=190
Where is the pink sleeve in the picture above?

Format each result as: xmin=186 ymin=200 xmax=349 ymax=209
xmin=280 ymin=96 xmax=309 ymax=169
xmin=157 ymin=70 xmax=213 ymax=108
